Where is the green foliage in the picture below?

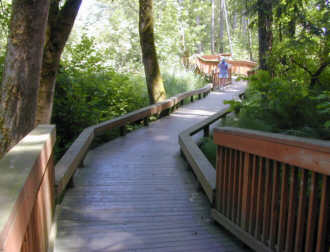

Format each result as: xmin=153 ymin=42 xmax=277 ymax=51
xmin=199 ymin=136 xmax=217 ymax=168
xmin=163 ymin=68 xmax=207 ymax=97
xmin=0 ymin=0 xmax=11 ymax=52
xmin=223 ymin=70 xmax=330 ymax=140
xmin=52 ymin=36 xmax=149 ymax=158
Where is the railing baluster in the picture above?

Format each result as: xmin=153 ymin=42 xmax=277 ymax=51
xmin=248 ymin=155 xmax=258 ymax=234
xmin=294 ymin=169 xmax=308 ymax=252
xmin=269 ymin=162 xmax=281 ymax=249
xmin=232 ymin=150 xmax=239 ymax=222
xmin=316 ymin=175 xmax=330 ymax=252
xmin=216 ymin=146 xmax=224 ymax=212
xmin=227 ymin=148 xmax=234 ymax=218
xmin=241 ymin=153 xmax=252 ymax=231
xmin=262 ymin=159 xmax=272 ymax=244
xmin=285 ymin=166 xmax=298 ymax=252
xmin=305 ymin=172 xmax=318 ymax=252
xmin=277 ymin=164 xmax=289 ymax=252
xmin=236 ymin=151 xmax=244 ymax=225
xmin=221 ymin=148 xmax=228 ymax=215
xmin=254 ymin=157 xmax=264 ymax=239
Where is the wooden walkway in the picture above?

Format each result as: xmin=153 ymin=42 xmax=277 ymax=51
xmin=54 ymin=80 xmax=251 ymax=252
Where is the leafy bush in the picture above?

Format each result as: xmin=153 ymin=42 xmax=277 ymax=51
xmin=163 ymin=68 xmax=207 ymax=97
xmin=199 ymin=137 xmax=217 ymax=168
xmin=223 ymin=70 xmax=330 ymax=140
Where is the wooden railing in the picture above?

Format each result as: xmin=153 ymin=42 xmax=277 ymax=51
xmin=190 ymin=54 xmax=257 ymax=88
xmin=179 ymin=108 xmax=230 ymax=202
xmin=212 ymin=127 xmax=330 ymax=252
xmin=0 ymin=125 xmax=56 ymax=252
xmin=55 ymin=84 xmax=213 ymax=201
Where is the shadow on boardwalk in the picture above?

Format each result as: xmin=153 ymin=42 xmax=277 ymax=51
xmin=54 ymin=80 xmax=251 ymax=252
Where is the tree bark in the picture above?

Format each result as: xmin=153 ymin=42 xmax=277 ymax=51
xmin=0 ymin=0 xmax=50 ymax=156
xmin=223 ymin=0 xmax=233 ymax=56
xmin=218 ymin=0 xmax=224 ymax=53
xmin=258 ymin=0 xmax=273 ymax=71
xmin=36 ymin=0 xmax=82 ymax=125
xmin=247 ymin=17 xmax=253 ymax=61
xmin=211 ymin=0 xmax=215 ymax=53
xmin=196 ymin=16 xmax=203 ymax=53
xmin=139 ymin=0 xmax=166 ymax=104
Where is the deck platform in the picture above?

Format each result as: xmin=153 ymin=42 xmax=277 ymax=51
xmin=54 ymin=80 xmax=251 ymax=252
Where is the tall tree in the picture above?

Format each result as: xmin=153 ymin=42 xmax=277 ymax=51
xmin=0 ymin=0 xmax=50 ymax=156
xmin=36 ymin=0 xmax=82 ymax=125
xmin=218 ymin=0 xmax=224 ymax=52
xmin=139 ymin=0 xmax=166 ymax=104
xmin=257 ymin=0 xmax=273 ymax=70
xmin=211 ymin=0 xmax=215 ymax=53
xmin=223 ymin=0 xmax=233 ymax=56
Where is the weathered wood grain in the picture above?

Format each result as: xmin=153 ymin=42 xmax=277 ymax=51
xmin=54 ymin=81 xmax=249 ymax=252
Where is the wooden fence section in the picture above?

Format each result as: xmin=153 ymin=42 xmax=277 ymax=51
xmin=179 ymin=108 xmax=230 ymax=202
xmin=191 ymin=55 xmax=257 ymax=87
xmin=212 ymin=127 xmax=330 ymax=252
xmin=0 ymin=125 xmax=56 ymax=252
xmin=55 ymin=84 xmax=213 ymax=201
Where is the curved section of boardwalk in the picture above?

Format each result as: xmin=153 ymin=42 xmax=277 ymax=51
xmin=54 ymin=80 xmax=250 ymax=252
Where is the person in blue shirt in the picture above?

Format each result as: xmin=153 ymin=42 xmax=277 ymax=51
xmin=218 ymin=58 xmax=228 ymax=90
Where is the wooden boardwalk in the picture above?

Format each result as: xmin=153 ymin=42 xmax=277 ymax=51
xmin=54 ymin=80 xmax=251 ymax=252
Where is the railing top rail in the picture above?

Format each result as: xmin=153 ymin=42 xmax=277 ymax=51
xmin=214 ymin=127 xmax=330 ymax=175
xmin=0 ymin=125 xmax=55 ymax=250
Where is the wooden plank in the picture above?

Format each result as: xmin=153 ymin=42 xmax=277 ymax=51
xmin=212 ymin=209 xmax=272 ymax=252
xmin=315 ymin=175 xmax=330 ymax=252
xmin=55 ymin=127 xmax=94 ymax=200
xmin=179 ymin=136 xmax=215 ymax=203
xmin=248 ymin=155 xmax=258 ymax=234
xmin=294 ymin=169 xmax=308 ymax=252
xmin=269 ymin=162 xmax=280 ymax=249
xmin=285 ymin=166 xmax=298 ymax=252
xmin=215 ymin=147 xmax=224 ymax=212
xmin=241 ymin=153 xmax=252 ymax=231
xmin=0 ymin=125 xmax=55 ymax=252
xmin=214 ymin=127 xmax=330 ymax=175
xmin=277 ymin=164 xmax=289 ymax=252
xmin=304 ymin=172 xmax=318 ymax=252
xmin=261 ymin=159 xmax=272 ymax=243
xmin=254 ymin=157 xmax=264 ymax=239
xmin=222 ymin=148 xmax=228 ymax=215
xmin=226 ymin=149 xmax=233 ymax=218
xmin=236 ymin=152 xmax=244 ymax=225
xmin=231 ymin=150 xmax=239 ymax=222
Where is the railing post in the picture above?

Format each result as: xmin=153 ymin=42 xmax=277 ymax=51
xmin=143 ymin=117 xmax=149 ymax=126
xmin=120 ymin=125 xmax=126 ymax=136
xmin=203 ymin=125 xmax=209 ymax=137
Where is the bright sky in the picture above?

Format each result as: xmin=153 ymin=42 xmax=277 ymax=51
xmin=74 ymin=0 xmax=109 ymax=35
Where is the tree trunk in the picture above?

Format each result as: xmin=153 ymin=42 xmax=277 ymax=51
xmin=218 ymin=0 xmax=224 ymax=53
xmin=0 ymin=0 xmax=50 ymax=157
xmin=139 ymin=0 xmax=166 ymax=104
xmin=196 ymin=16 xmax=203 ymax=53
xmin=36 ymin=0 xmax=82 ymax=125
xmin=223 ymin=0 xmax=233 ymax=56
xmin=247 ymin=17 xmax=253 ymax=61
xmin=211 ymin=0 xmax=215 ymax=53
xmin=258 ymin=0 xmax=273 ymax=71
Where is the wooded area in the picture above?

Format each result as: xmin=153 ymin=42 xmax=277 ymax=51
xmin=0 ymin=0 xmax=329 ymax=157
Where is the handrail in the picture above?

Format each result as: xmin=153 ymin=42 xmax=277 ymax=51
xmin=0 ymin=125 xmax=56 ymax=252
xmin=212 ymin=127 xmax=330 ymax=252
xmin=178 ymin=108 xmax=230 ymax=203
xmin=190 ymin=55 xmax=257 ymax=89
xmin=55 ymin=84 xmax=213 ymax=201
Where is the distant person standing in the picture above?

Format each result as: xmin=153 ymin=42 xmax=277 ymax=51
xmin=218 ymin=58 xmax=228 ymax=90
